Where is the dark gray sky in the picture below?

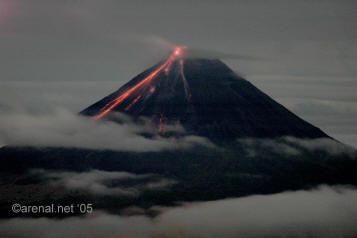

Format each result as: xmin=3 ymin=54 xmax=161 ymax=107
xmin=0 ymin=0 xmax=356 ymax=146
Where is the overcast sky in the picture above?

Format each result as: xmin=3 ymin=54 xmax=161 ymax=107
xmin=0 ymin=0 xmax=356 ymax=147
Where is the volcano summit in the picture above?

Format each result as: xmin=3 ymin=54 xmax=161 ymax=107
xmin=81 ymin=47 xmax=328 ymax=142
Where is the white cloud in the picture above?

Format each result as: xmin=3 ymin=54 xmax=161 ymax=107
xmin=1 ymin=186 xmax=357 ymax=238
xmin=238 ymin=137 xmax=356 ymax=157
xmin=32 ymin=169 xmax=176 ymax=197
xmin=284 ymin=136 xmax=356 ymax=155
xmin=0 ymin=108 xmax=213 ymax=151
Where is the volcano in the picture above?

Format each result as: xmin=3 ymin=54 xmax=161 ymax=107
xmin=81 ymin=47 xmax=328 ymax=142
xmin=2 ymin=47 xmax=357 ymax=219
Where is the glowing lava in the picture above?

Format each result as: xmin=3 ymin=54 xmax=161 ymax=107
xmin=124 ymin=95 xmax=142 ymax=111
xmin=94 ymin=46 xmax=185 ymax=120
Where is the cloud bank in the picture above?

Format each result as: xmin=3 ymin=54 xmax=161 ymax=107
xmin=238 ymin=136 xmax=356 ymax=157
xmin=31 ymin=169 xmax=176 ymax=197
xmin=0 ymin=108 xmax=213 ymax=151
xmin=1 ymin=186 xmax=357 ymax=238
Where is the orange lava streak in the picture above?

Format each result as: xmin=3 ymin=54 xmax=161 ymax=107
xmin=94 ymin=47 xmax=183 ymax=120
xmin=124 ymin=95 xmax=142 ymax=111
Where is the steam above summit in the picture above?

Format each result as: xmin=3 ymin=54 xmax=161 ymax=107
xmin=81 ymin=47 xmax=329 ymax=142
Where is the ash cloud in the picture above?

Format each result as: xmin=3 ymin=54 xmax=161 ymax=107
xmin=1 ymin=186 xmax=357 ymax=238
xmin=184 ymin=48 xmax=261 ymax=61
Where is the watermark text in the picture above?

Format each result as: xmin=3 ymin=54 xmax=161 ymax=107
xmin=11 ymin=203 xmax=93 ymax=214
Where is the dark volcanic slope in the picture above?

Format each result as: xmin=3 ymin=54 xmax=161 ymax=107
xmin=81 ymin=54 xmax=328 ymax=141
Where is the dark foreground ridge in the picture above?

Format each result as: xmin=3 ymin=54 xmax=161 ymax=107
xmin=0 ymin=141 xmax=356 ymax=218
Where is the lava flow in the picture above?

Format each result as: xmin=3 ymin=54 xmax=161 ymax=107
xmin=94 ymin=47 xmax=185 ymax=120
